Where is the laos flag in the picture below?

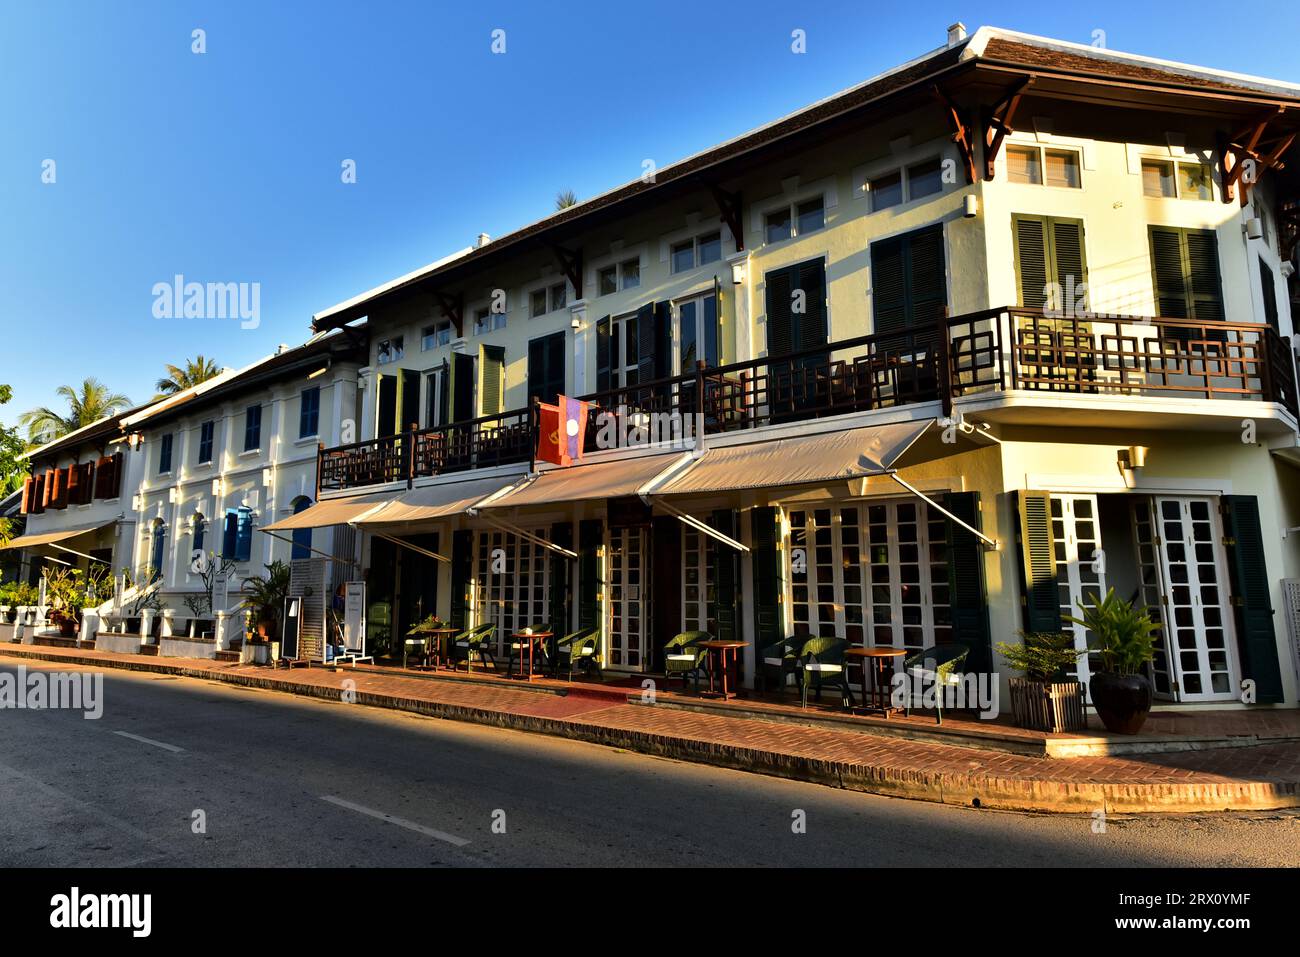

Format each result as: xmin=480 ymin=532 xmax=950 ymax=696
xmin=537 ymin=395 xmax=588 ymax=467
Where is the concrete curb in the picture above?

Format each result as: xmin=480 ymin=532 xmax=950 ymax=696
xmin=3 ymin=645 xmax=1297 ymax=814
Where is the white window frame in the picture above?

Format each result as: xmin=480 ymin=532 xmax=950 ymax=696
xmin=1005 ymin=143 xmax=1083 ymax=189
xmin=595 ymin=256 xmax=641 ymax=296
xmin=376 ymin=336 xmax=404 ymax=365
xmin=762 ymin=193 xmax=826 ymax=245
xmin=1139 ymin=156 xmax=1213 ymax=201
xmin=672 ymin=290 xmax=718 ymax=375
xmin=669 ymin=230 xmax=723 ymax=274
xmin=610 ymin=311 xmax=640 ymax=388
xmin=421 ymin=319 xmax=452 ymax=351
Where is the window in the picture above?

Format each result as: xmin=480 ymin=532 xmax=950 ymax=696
xmin=290 ymin=498 xmax=313 ymax=560
xmin=149 ymin=521 xmax=167 ymax=580
xmin=222 ymin=507 xmax=253 ymax=562
xmin=157 ymin=434 xmax=173 ymax=474
xmin=764 ymin=197 xmax=824 ymax=244
xmin=1007 ymin=145 xmax=1080 ymax=188
xmin=472 ymin=306 xmax=505 ymax=336
xmin=193 ymin=513 xmax=206 ymax=556
xmin=527 ymin=331 xmax=567 ymax=406
xmin=598 ymin=258 xmax=641 ymax=296
xmin=421 ymin=320 xmax=452 ymax=350
xmin=243 ymin=404 xmax=262 ymax=452
xmin=299 ymin=386 xmax=320 ymax=438
xmin=1013 ymin=215 xmax=1087 ymax=311
xmin=870 ymin=171 xmax=903 ymax=211
xmin=1149 ymin=226 xmax=1224 ymax=328
xmin=197 ymin=421 xmax=214 ymax=464
xmin=1260 ymin=258 xmax=1279 ymax=331
xmin=676 ymin=292 xmax=720 ymax=374
xmin=907 ymin=158 xmax=945 ymax=199
xmin=1142 ymin=158 xmax=1213 ymax=200
xmin=529 ymin=282 xmax=567 ymax=318
xmin=376 ymin=336 xmax=404 ymax=365
xmin=871 ymin=224 xmax=947 ymax=335
xmin=671 ymin=231 xmax=722 ymax=273
xmin=609 ymin=312 xmax=640 ymax=388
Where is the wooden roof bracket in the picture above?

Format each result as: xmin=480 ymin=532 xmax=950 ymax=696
xmin=550 ymin=244 xmax=584 ymax=301
xmin=1221 ymin=107 xmax=1292 ymax=206
xmin=709 ymin=184 xmax=745 ymax=251
xmin=433 ymin=291 xmax=464 ymax=338
xmin=982 ymin=76 xmax=1034 ymax=181
xmin=932 ymin=85 xmax=977 ymax=185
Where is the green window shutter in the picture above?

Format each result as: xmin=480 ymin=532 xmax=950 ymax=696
xmin=945 ymin=491 xmax=991 ymax=673
xmin=750 ymin=507 xmax=782 ymax=658
xmin=595 ymin=316 xmax=612 ymax=393
xmin=710 ymin=509 xmax=739 ymax=643
xmin=1221 ymin=495 xmax=1284 ymax=703
xmin=449 ymin=529 xmax=473 ymax=630
xmin=653 ymin=300 xmax=674 ymax=379
xmin=548 ymin=522 xmax=574 ymax=638
xmin=764 ymin=266 xmax=795 ymax=358
xmin=1013 ymin=215 xmax=1050 ymax=310
xmin=1185 ymin=229 xmax=1224 ymax=322
xmin=437 ymin=360 xmax=450 ymax=425
xmin=907 ymin=224 xmax=948 ymax=325
xmin=1016 ymin=490 xmax=1061 ymax=634
xmin=793 ymin=260 xmax=828 ymax=354
xmin=578 ymin=519 xmax=603 ymax=631
xmin=1259 ymin=258 xmax=1279 ymax=331
xmin=478 ymin=345 xmax=504 ymax=416
xmin=1149 ymin=226 xmax=1224 ymax=326
xmin=635 ymin=301 xmax=657 ymax=383
xmin=1051 ymin=218 xmax=1086 ymax=298
xmin=528 ymin=331 xmax=566 ymax=406
xmin=450 ymin=352 xmax=475 ymax=422
xmin=870 ymin=235 xmax=908 ymax=334
xmin=1149 ymin=226 xmax=1189 ymax=319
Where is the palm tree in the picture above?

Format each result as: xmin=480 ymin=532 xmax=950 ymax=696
xmin=155 ymin=355 xmax=221 ymax=397
xmin=18 ymin=378 xmax=132 ymax=444
xmin=555 ymin=189 xmax=578 ymax=210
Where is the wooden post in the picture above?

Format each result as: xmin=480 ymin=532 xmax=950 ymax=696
xmin=938 ymin=309 xmax=953 ymax=418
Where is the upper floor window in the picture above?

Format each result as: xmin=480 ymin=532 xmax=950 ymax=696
xmin=597 ymin=258 xmax=641 ymax=296
xmin=764 ymin=197 xmax=825 ymax=245
xmin=197 ymin=420 xmax=214 ymax=464
xmin=473 ymin=306 xmax=507 ymax=336
xmin=421 ymin=319 xmax=452 ymax=350
xmin=1141 ymin=159 xmax=1213 ymax=200
xmin=243 ymin=404 xmax=262 ymax=452
xmin=671 ymin=231 xmax=722 ymax=273
xmin=157 ymin=433 xmax=173 ymax=474
xmin=530 ymin=282 xmax=567 ymax=318
xmin=376 ymin=336 xmax=404 ymax=365
xmin=1008 ymin=145 xmax=1081 ymax=188
xmin=299 ymin=386 xmax=320 ymax=438
xmin=222 ymin=507 xmax=253 ymax=563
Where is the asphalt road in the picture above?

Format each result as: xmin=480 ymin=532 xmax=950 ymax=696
xmin=1 ymin=656 xmax=1296 ymax=868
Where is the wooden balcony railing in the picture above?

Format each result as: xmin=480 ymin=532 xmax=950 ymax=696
xmin=318 ymin=307 xmax=1299 ymax=491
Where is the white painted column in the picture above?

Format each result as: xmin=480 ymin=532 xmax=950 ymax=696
xmin=569 ymin=300 xmax=588 ymax=396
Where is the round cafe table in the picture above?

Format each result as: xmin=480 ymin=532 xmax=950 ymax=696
xmin=844 ymin=647 xmax=906 ymax=717
xmin=427 ymin=627 xmax=460 ymax=670
xmin=697 ymin=640 xmax=748 ymax=700
xmin=510 ymin=630 xmax=552 ymax=681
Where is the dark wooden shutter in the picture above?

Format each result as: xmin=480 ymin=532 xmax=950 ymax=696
xmin=653 ymin=301 xmax=674 ymax=378
xmin=764 ymin=266 xmax=795 ymax=358
xmin=1149 ymin=226 xmax=1224 ymax=326
xmin=945 ymin=491 xmax=991 ymax=673
xmin=236 ymin=509 xmax=253 ymax=562
xmin=1051 ymin=218 xmax=1086 ymax=296
xmin=1150 ymin=226 xmax=1189 ymax=318
xmin=1221 ymin=495 xmax=1284 ymax=703
xmin=20 ymin=476 xmax=33 ymax=514
xmin=528 ymin=332 xmax=567 ymax=406
xmin=400 ymin=369 xmax=421 ymax=431
xmin=870 ymin=235 xmax=908 ymax=335
xmin=595 ymin=316 xmax=612 ymax=393
xmin=547 ymin=522 xmax=574 ymax=638
xmin=635 ymin=301 xmax=657 ymax=385
xmin=1260 ymin=258 xmax=1279 ymax=330
xmin=450 ymin=352 xmax=475 ymax=422
xmin=1185 ymin=229 xmax=1223 ymax=322
xmin=711 ymin=509 xmax=739 ymax=643
xmin=1016 ymin=490 xmax=1060 ymax=633
xmin=794 ymin=259 xmax=828 ymax=356
xmin=750 ymin=507 xmax=782 ymax=681
xmin=437 ymin=360 xmax=450 ymax=425
xmin=908 ymin=224 xmax=947 ymax=326
xmin=478 ymin=345 xmax=504 ymax=416
xmin=578 ymin=519 xmax=603 ymax=631
xmin=1014 ymin=215 xmax=1050 ymax=310
xmin=449 ymin=529 xmax=473 ymax=630
xmin=66 ymin=463 xmax=82 ymax=505
xmin=222 ymin=511 xmax=238 ymax=560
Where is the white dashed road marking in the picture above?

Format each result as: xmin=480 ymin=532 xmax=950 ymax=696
xmin=113 ymin=731 xmax=185 ymax=753
xmin=320 ymin=795 xmax=471 ymax=847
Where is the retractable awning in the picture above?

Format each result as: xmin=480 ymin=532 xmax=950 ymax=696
xmin=261 ymin=492 xmax=393 ymax=531
xmin=1 ymin=519 xmax=117 ymax=551
xmin=477 ymin=452 xmax=688 ymax=510
xmin=357 ymin=475 xmax=525 ymax=526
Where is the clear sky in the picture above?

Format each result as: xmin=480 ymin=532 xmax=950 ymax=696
xmin=1 ymin=0 xmax=1296 ymax=428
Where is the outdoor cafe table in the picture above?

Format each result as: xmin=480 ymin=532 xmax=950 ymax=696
xmin=698 ymin=640 xmax=748 ymax=700
xmin=510 ymin=630 xmax=552 ymax=681
xmin=844 ymin=646 xmax=906 ymax=717
xmin=426 ymin=627 xmax=459 ymax=670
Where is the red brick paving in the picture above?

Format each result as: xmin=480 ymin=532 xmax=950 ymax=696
xmin=3 ymin=643 xmax=1298 ymax=813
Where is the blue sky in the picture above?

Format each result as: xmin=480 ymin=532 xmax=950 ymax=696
xmin=1 ymin=0 xmax=1296 ymax=428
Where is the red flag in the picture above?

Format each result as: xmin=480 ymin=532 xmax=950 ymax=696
xmin=536 ymin=396 xmax=588 ymax=467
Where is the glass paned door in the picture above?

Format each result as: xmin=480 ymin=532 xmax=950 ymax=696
xmin=1050 ymin=494 xmax=1106 ymax=693
xmin=1130 ymin=499 xmax=1175 ymax=699
xmin=475 ymin=529 xmax=551 ymax=659
xmin=681 ymin=526 xmax=716 ymax=633
xmin=607 ymin=527 xmax=648 ymax=670
xmin=1150 ymin=497 xmax=1239 ymax=701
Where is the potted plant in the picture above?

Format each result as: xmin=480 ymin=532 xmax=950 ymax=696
xmin=1066 ymin=588 xmax=1161 ymax=735
xmin=996 ymin=631 xmax=1088 ymax=732
xmin=241 ymin=560 xmax=290 ymax=644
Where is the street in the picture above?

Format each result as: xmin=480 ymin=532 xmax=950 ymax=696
xmin=1 ymin=657 xmax=1297 ymax=868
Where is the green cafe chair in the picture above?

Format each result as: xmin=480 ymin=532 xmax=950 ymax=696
xmin=553 ymin=626 xmax=601 ymax=682
xmin=759 ymin=634 xmax=803 ymax=694
xmin=903 ymin=643 xmax=970 ymax=725
xmin=797 ymin=636 xmax=852 ymax=710
xmin=663 ymin=631 xmax=710 ymax=693
xmin=452 ymin=623 xmax=497 ymax=673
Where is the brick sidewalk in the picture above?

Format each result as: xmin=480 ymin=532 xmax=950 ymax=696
xmin=3 ymin=643 xmax=1299 ymax=814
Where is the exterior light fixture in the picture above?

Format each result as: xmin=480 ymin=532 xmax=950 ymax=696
xmin=211 ymin=478 xmax=223 ymax=497
xmin=1117 ymin=445 xmax=1149 ymax=488
xmin=963 ymin=194 xmax=979 ymax=218
xmin=731 ymin=261 xmax=746 ymax=285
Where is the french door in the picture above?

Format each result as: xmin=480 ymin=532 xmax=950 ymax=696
xmin=607 ymin=527 xmax=648 ymax=670
xmin=1049 ymin=494 xmax=1107 ymax=694
xmin=475 ymin=529 xmax=551 ymax=659
xmin=1144 ymin=497 xmax=1239 ymax=701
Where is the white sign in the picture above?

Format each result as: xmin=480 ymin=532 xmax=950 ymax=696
xmin=211 ymin=567 xmax=229 ymax=615
xmin=343 ymin=582 xmax=366 ymax=653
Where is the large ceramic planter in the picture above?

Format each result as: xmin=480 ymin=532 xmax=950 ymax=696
xmin=1007 ymin=677 xmax=1087 ymax=732
xmin=1089 ymin=672 xmax=1153 ymax=734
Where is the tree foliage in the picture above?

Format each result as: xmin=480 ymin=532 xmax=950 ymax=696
xmin=156 ymin=355 xmax=221 ymax=397
xmin=17 ymin=378 xmax=131 ymax=444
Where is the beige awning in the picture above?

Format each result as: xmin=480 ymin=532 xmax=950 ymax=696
xmin=357 ymin=476 xmax=525 ymax=526
xmin=652 ymin=420 xmax=932 ymax=496
xmin=479 ymin=453 xmax=686 ymax=510
xmin=1 ymin=519 xmax=117 ymax=551
xmin=261 ymin=492 xmax=393 ymax=531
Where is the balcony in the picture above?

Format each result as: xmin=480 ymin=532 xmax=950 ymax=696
xmin=318 ymin=307 xmax=1299 ymax=492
